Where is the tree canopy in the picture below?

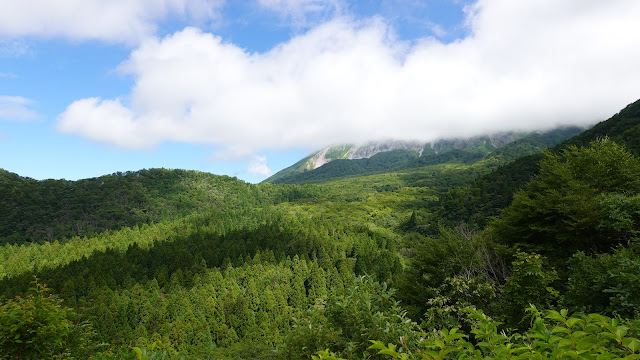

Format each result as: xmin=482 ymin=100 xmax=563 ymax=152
xmin=491 ymin=138 xmax=640 ymax=256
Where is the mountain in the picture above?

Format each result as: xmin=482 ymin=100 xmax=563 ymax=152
xmin=265 ymin=128 xmax=582 ymax=184
xmin=264 ymin=141 xmax=426 ymax=183
xmin=3 ymin=100 xmax=640 ymax=360
xmin=0 ymin=168 xmax=298 ymax=245
xmin=438 ymin=98 xmax=640 ymax=227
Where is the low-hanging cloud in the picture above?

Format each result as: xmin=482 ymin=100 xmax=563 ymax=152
xmin=0 ymin=0 xmax=224 ymax=44
xmin=57 ymin=0 xmax=640 ymax=159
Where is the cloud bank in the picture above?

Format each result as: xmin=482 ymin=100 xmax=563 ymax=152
xmin=57 ymin=0 xmax=640 ymax=159
xmin=0 ymin=0 xmax=224 ymax=44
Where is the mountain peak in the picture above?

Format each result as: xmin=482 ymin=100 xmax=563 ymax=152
xmin=264 ymin=130 xmax=569 ymax=184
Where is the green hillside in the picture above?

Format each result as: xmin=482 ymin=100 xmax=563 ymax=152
xmin=261 ymin=152 xmax=317 ymax=183
xmin=271 ymin=149 xmax=419 ymax=184
xmin=268 ymin=127 xmax=582 ymax=185
xmin=2 ymin=100 xmax=640 ymax=359
xmin=0 ymin=168 xmax=313 ymax=245
xmin=264 ymin=145 xmax=356 ymax=183
xmin=439 ymin=99 xmax=640 ymax=227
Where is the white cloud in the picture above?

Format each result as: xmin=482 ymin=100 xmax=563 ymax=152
xmin=57 ymin=0 xmax=640 ymax=159
xmin=0 ymin=96 xmax=38 ymax=121
xmin=57 ymin=98 xmax=155 ymax=148
xmin=0 ymin=0 xmax=224 ymax=44
xmin=247 ymin=155 xmax=273 ymax=177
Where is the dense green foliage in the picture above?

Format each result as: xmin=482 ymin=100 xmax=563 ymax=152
xmin=491 ymin=138 xmax=640 ymax=256
xmin=0 ymin=168 xmax=311 ymax=245
xmin=564 ymin=243 xmax=640 ymax=317
xmin=364 ymin=308 xmax=640 ymax=360
xmin=284 ymin=276 xmax=419 ymax=360
xmin=1 ymin=101 xmax=639 ymax=359
xmin=0 ymin=277 xmax=103 ymax=359
xmin=441 ymin=100 xmax=640 ymax=228
xmin=0 ymin=185 xmax=407 ymax=358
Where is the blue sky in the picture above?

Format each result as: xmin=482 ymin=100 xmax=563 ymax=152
xmin=1 ymin=0 xmax=640 ymax=182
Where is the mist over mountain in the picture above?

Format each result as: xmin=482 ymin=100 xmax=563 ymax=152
xmin=265 ymin=127 xmax=583 ymax=184
xmin=438 ymin=98 xmax=640 ymax=228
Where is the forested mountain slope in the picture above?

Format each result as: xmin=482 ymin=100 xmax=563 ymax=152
xmin=439 ymin=98 xmax=640 ymax=227
xmin=268 ymin=127 xmax=582 ymax=184
xmin=0 ymin=174 xmax=410 ymax=358
xmin=3 ymin=134 xmax=640 ymax=359
xmin=264 ymin=135 xmax=520 ymax=184
xmin=0 ymin=168 xmax=310 ymax=245
xmin=264 ymin=142 xmax=425 ymax=183
xmin=269 ymin=149 xmax=420 ymax=184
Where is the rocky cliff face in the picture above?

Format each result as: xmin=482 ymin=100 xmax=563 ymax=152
xmin=304 ymin=141 xmax=426 ymax=170
xmin=305 ymin=147 xmax=334 ymax=170
xmin=348 ymin=141 xmax=426 ymax=159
